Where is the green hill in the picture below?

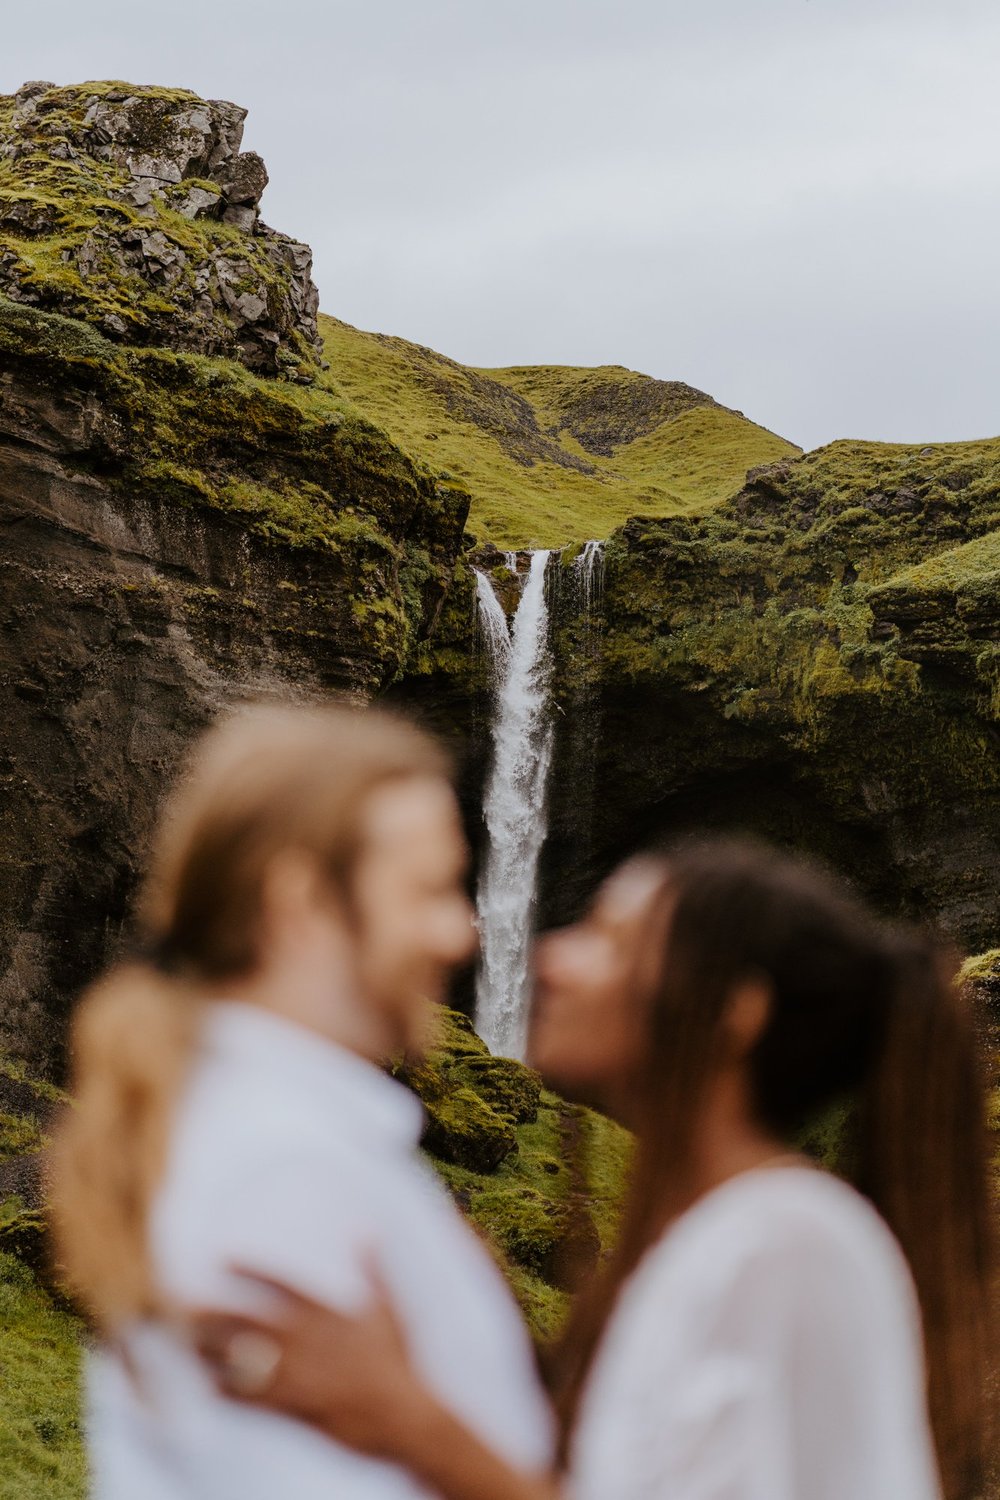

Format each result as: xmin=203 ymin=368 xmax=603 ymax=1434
xmin=316 ymin=316 xmax=800 ymax=548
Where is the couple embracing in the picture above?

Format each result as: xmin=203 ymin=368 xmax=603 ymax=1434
xmin=51 ymin=704 xmax=993 ymax=1500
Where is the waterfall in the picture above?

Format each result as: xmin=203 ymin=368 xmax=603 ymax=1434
xmin=566 ymin=539 xmax=606 ymax=879
xmin=474 ymin=569 xmax=512 ymax=669
xmin=574 ymin=539 xmax=606 ymax=655
xmin=473 ymin=550 xmax=554 ymax=1059
xmin=575 ymin=539 xmax=606 ymax=616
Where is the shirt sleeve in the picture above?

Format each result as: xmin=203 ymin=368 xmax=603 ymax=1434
xmin=609 ymin=1215 xmax=935 ymax=1500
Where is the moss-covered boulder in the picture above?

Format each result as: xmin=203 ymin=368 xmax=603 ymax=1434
xmin=395 ymin=1009 xmax=533 ymax=1172
xmin=420 ymin=1085 xmax=517 ymax=1175
xmin=395 ymin=1008 xmax=632 ymax=1341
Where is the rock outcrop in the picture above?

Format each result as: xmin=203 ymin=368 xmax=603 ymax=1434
xmin=0 ymin=82 xmax=321 ymax=376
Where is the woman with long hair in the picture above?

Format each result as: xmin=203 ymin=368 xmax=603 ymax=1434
xmin=49 ymin=703 xmax=553 ymax=1500
xmin=196 ymin=840 xmax=995 ymax=1500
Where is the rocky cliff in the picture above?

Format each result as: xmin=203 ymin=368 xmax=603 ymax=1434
xmin=405 ymin=439 xmax=1000 ymax=953
xmin=2 ymin=77 xmax=998 ymax=1071
xmin=0 ymin=87 xmax=473 ymax=1068
xmin=0 ymin=81 xmax=321 ymax=376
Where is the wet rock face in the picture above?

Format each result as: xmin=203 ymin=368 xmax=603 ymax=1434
xmin=0 ymin=82 xmax=321 ymax=377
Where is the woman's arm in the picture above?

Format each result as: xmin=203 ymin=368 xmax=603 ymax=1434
xmin=191 ymin=1272 xmax=561 ymax=1500
xmin=381 ymin=1390 xmax=559 ymax=1500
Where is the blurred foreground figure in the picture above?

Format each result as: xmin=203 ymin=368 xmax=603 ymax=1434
xmin=198 ymin=843 xmax=995 ymax=1500
xmin=49 ymin=704 xmax=553 ymax=1499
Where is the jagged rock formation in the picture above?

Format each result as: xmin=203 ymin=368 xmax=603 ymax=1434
xmin=0 ymin=82 xmax=321 ymax=376
xmin=0 ymin=296 xmax=467 ymax=1068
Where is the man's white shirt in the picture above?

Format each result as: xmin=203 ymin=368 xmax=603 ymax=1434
xmin=87 ymin=1002 xmax=554 ymax=1500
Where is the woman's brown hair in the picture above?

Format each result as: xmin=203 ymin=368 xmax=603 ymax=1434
xmin=552 ymin=839 xmax=994 ymax=1500
xmin=48 ymin=702 xmax=448 ymax=1333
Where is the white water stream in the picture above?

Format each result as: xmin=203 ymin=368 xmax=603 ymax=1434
xmin=575 ymin=539 xmax=606 ymax=620
xmin=473 ymin=550 xmax=554 ymax=1058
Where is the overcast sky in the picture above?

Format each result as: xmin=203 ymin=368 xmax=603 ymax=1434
xmin=3 ymin=0 xmax=998 ymax=450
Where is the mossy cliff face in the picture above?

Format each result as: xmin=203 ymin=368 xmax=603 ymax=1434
xmin=407 ymin=438 xmax=1000 ymax=950
xmin=0 ymin=294 xmax=468 ymax=1068
xmin=0 ymin=81 xmax=321 ymax=377
xmin=546 ymin=439 xmax=1000 ymax=944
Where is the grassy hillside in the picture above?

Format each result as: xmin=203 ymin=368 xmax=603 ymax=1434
xmin=317 ymin=316 xmax=799 ymax=548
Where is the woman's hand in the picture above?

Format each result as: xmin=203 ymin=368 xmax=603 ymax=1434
xmin=190 ymin=1263 xmax=432 ymax=1461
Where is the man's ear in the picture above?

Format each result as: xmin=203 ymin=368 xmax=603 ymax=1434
xmin=722 ymin=977 xmax=773 ymax=1060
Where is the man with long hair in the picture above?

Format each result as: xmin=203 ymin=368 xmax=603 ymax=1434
xmin=50 ymin=704 xmax=553 ymax=1499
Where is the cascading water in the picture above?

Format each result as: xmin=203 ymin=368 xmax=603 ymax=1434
xmin=473 ymin=550 xmax=554 ymax=1059
xmin=566 ymin=539 xmax=606 ymax=869
xmin=575 ymin=539 xmax=606 ymax=627
xmin=474 ymin=569 xmax=512 ymax=668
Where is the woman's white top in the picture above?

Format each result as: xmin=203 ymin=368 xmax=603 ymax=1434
xmin=571 ymin=1166 xmax=942 ymax=1500
xmin=87 ymin=1003 xmax=552 ymax=1500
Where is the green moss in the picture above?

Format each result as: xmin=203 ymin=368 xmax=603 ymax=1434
xmin=394 ymin=1010 xmax=630 ymax=1340
xmin=469 ymin=1185 xmax=570 ymax=1277
xmin=458 ymin=1054 xmax=542 ymax=1124
xmin=961 ymin=950 xmax=1000 ymax=986
xmin=575 ymin=1103 xmax=634 ymax=1252
xmin=0 ymin=1114 xmax=41 ymax=1159
xmin=421 ymin=1086 xmax=517 ymax=1174
xmin=501 ymin=1263 xmax=569 ymax=1344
